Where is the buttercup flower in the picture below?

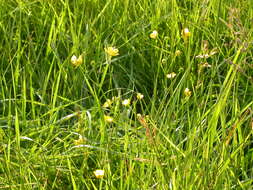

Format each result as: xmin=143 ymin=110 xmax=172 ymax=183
xmin=105 ymin=47 xmax=119 ymax=57
xmin=182 ymin=28 xmax=191 ymax=39
xmin=103 ymin=99 xmax=113 ymax=108
xmin=71 ymin=55 xmax=83 ymax=66
xmin=150 ymin=30 xmax=158 ymax=39
xmin=166 ymin=72 xmax=177 ymax=79
xmin=74 ymin=136 xmax=86 ymax=145
xmin=112 ymin=96 xmax=119 ymax=101
xmin=175 ymin=50 xmax=182 ymax=56
xmin=94 ymin=170 xmax=105 ymax=179
xmin=122 ymin=99 xmax=131 ymax=106
xmin=184 ymin=88 xmax=192 ymax=97
xmin=137 ymin=93 xmax=144 ymax=100
xmin=104 ymin=115 xmax=114 ymax=123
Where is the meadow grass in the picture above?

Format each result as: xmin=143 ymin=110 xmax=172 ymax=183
xmin=0 ymin=0 xmax=253 ymax=189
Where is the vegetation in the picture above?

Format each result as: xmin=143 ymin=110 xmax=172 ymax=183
xmin=0 ymin=0 xmax=253 ymax=189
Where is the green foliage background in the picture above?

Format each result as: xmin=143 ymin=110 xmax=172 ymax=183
xmin=0 ymin=0 xmax=253 ymax=189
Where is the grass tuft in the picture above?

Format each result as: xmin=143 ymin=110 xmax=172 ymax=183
xmin=0 ymin=0 xmax=253 ymax=189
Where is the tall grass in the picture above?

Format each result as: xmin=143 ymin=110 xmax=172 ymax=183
xmin=0 ymin=0 xmax=253 ymax=189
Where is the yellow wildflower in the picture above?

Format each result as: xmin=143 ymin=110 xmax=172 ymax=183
xmin=175 ymin=50 xmax=182 ymax=56
xmin=71 ymin=55 xmax=83 ymax=67
xmin=105 ymin=47 xmax=119 ymax=57
xmin=137 ymin=93 xmax=144 ymax=100
xmin=150 ymin=30 xmax=158 ymax=39
xmin=182 ymin=28 xmax=191 ymax=40
xmin=122 ymin=99 xmax=131 ymax=106
xmin=166 ymin=72 xmax=177 ymax=79
xmin=104 ymin=115 xmax=114 ymax=123
xmin=74 ymin=136 xmax=86 ymax=145
xmin=94 ymin=169 xmax=105 ymax=179
xmin=112 ymin=96 xmax=118 ymax=101
xmin=103 ymin=99 xmax=113 ymax=108
xmin=184 ymin=88 xmax=192 ymax=97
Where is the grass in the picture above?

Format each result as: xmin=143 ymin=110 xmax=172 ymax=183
xmin=0 ymin=0 xmax=253 ymax=189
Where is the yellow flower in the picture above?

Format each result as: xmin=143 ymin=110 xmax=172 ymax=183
xmin=74 ymin=136 xmax=86 ymax=145
xmin=112 ymin=96 xmax=119 ymax=101
xmin=166 ymin=72 xmax=177 ymax=79
xmin=104 ymin=115 xmax=114 ymax=123
xmin=184 ymin=88 xmax=192 ymax=97
xmin=150 ymin=30 xmax=158 ymax=39
xmin=71 ymin=55 xmax=83 ymax=66
xmin=137 ymin=113 xmax=142 ymax=119
xmin=182 ymin=28 xmax=191 ymax=39
xmin=122 ymin=99 xmax=131 ymax=106
xmin=103 ymin=99 xmax=113 ymax=108
xmin=137 ymin=93 xmax=144 ymax=100
xmin=175 ymin=50 xmax=182 ymax=56
xmin=105 ymin=47 xmax=119 ymax=57
xmin=94 ymin=170 xmax=105 ymax=179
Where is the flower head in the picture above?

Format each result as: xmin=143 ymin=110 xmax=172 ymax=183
xmin=103 ymin=99 xmax=113 ymax=108
xmin=94 ymin=170 xmax=105 ymax=179
xmin=137 ymin=93 xmax=144 ymax=100
xmin=71 ymin=55 xmax=83 ymax=67
xmin=184 ymin=88 xmax=192 ymax=97
xmin=111 ymin=96 xmax=117 ymax=101
xmin=182 ymin=28 xmax=191 ymax=40
xmin=175 ymin=50 xmax=182 ymax=56
xmin=122 ymin=99 xmax=131 ymax=106
xmin=105 ymin=47 xmax=119 ymax=57
xmin=150 ymin=30 xmax=158 ymax=39
xmin=104 ymin=115 xmax=114 ymax=123
xmin=74 ymin=136 xmax=86 ymax=145
xmin=166 ymin=72 xmax=177 ymax=79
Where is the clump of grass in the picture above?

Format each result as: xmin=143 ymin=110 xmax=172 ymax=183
xmin=0 ymin=0 xmax=253 ymax=189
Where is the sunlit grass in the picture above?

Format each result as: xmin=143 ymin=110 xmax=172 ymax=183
xmin=0 ymin=0 xmax=253 ymax=189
